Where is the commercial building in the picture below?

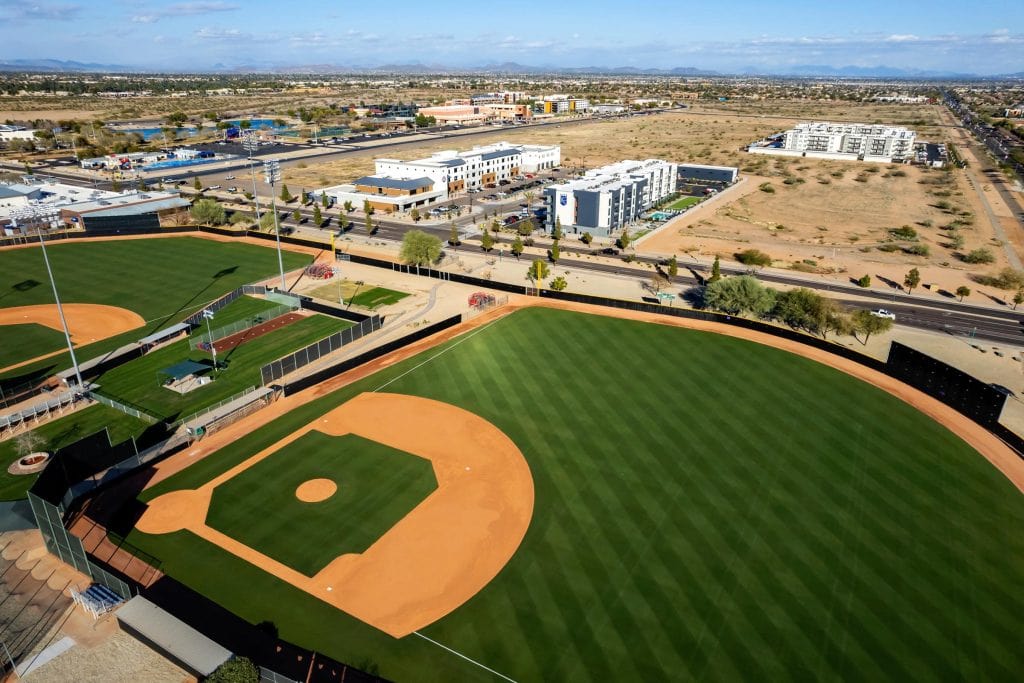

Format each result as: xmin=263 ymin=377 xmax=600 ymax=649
xmin=748 ymin=122 xmax=916 ymax=163
xmin=415 ymin=105 xmax=490 ymax=126
xmin=0 ymin=125 xmax=38 ymax=142
xmin=59 ymin=192 xmax=191 ymax=233
xmin=677 ymin=163 xmax=738 ymax=184
xmin=536 ymin=96 xmax=590 ymax=114
xmin=1005 ymin=103 xmax=1024 ymax=118
xmin=544 ymin=159 xmax=677 ymax=236
xmin=1 ymin=180 xmax=121 ymax=226
xmin=319 ymin=142 xmax=560 ymax=214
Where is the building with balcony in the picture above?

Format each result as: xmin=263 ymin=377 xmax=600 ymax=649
xmin=748 ymin=122 xmax=916 ymax=163
xmin=544 ymin=159 xmax=677 ymax=236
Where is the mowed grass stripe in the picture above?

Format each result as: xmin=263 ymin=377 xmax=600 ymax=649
xmin=128 ymin=307 xmax=1024 ymax=682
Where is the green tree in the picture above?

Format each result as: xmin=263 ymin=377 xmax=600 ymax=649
xmin=338 ymin=213 xmax=349 ymax=232
xmin=312 ymin=204 xmax=322 ymax=226
xmin=735 ymin=248 xmax=772 ymax=268
xmin=580 ymin=232 xmax=593 ymax=245
xmin=851 ymin=309 xmax=894 ymax=345
xmin=550 ymin=241 xmax=560 ymax=262
xmin=280 ymin=183 xmax=292 ymax=202
xmin=703 ymin=275 xmax=776 ymax=316
xmin=708 ymin=255 xmax=722 ymax=283
xmin=481 ymin=230 xmax=494 ymax=251
xmin=948 ymin=231 xmax=965 ymax=250
xmin=491 ymin=218 xmax=501 ymax=233
xmin=207 ymin=656 xmax=259 ymax=683
xmin=239 ymin=119 xmax=253 ymax=130
xmin=550 ymin=275 xmax=568 ymax=291
xmin=517 ymin=218 xmax=534 ymax=236
xmin=193 ymin=177 xmax=202 ymax=191
xmin=856 ymin=274 xmax=871 ymax=288
xmin=363 ymin=199 xmax=374 ymax=216
xmin=292 ymin=209 xmax=301 ymax=222
xmin=552 ymin=217 xmax=562 ymax=240
xmin=955 ymin=285 xmax=971 ymax=301
xmin=1014 ymin=288 xmax=1024 ymax=310
xmin=511 ymin=235 xmax=524 ymax=259
xmin=322 ymin=192 xmax=329 ymax=208
xmin=410 ymin=208 xmax=421 ymax=222
xmin=300 ymin=190 xmax=310 ymax=205
xmin=773 ymin=288 xmax=829 ymax=334
xmin=449 ymin=222 xmax=461 ymax=246
xmin=618 ymin=228 xmax=631 ymax=250
xmin=667 ymin=255 xmax=678 ymax=278
xmin=190 ymin=198 xmax=226 ymax=225
xmin=343 ymin=200 xmax=354 ymax=212
xmin=903 ymin=267 xmax=921 ymax=294
xmin=527 ymin=259 xmax=550 ymax=289
xmin=400 ymin=230 xmax=442 ymax=273
xmin=259 ymin=211 xmax=277 ymax=231
xmin=364 ymin=212 xmax=374 ymax=235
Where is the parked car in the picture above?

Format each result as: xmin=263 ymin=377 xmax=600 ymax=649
xmin=208 ymin=185 xmax=222 ymax=190
xmin=225 ymin=175 xmax=236 ymax=180
xmin=227 ymin=187 xmax=238 ymax=193
xmin=870 ymin=309 xmax=896 ymax=320
xmin=503 ymin=216 xmax=520 ymax=225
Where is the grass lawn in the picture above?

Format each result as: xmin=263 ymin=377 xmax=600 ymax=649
xmin=0 ymin=324 xmax=66 ymax=369
xmin=95 ymin=313 xmax=351 ymax=421
xmin=0 ymin=404 xmax=150 ymax=500
xmin=307 ymin=280 xmax=409 ymax=310
xmin=128 ymin=307 xmax=1024 ymax=681
xmin=193 ymin=295 xmax=284 ymax=330
xmin=667 ymin=195 xmax=702 ymax=210
xmin=0 ymin=237 xmax=312 ymax=382
xmin=207 ymin=432 xmax=438 ymax=576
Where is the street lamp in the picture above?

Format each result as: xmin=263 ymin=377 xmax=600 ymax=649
xmin=241 ymin=131 xmax=262 ymax=221
xmin=202 ymin=309 xmax=218 ymax=374
xmin=10 ymin=205 xmax=84 ymax=391
xmin=263 ymin=159 xmax=287 ymax=290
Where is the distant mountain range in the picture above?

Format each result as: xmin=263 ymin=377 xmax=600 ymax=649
xmin=0 ymin=58 xmax=1021 ymax=79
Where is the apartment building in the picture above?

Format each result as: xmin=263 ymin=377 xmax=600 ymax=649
xmin=536 ymin=95 xmax=590 ymax=114
xmin=749 ymin=122 xmax=916 ymax=162
xmin=319 ymin=142 xmax=560 ymax=214
xmin=544 ymin=159 xmax=677 ymax=236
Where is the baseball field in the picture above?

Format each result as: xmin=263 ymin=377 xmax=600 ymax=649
xmin=0 ymin=236 xmax=312 ymax=383
xmin=125 ymin=305 xmax=1024 ymax=681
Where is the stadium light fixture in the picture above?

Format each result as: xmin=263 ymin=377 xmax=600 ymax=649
xmin=241 ymin=131 xmax=262 ymax=221
xmin=263 ymin=159 xmax=286 ymax=290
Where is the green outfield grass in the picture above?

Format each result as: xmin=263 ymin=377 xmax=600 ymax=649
xmin=207 ymin=432 xmax=437 ymax=576
xmin=0 ymin=324 xmax=66 ymax=369
xmin=0 ymin=405 xmax=150 ymax=500
xmin=348 ymin=287 xmax=409 ymax=309
xmin=667 ymin=195 xmax=702 ymax=210
xmin=0 ymin=237 xmax=312 ymax=381
xmin=128 ymin=307 xmax=1024 ymax=681
xmin=95 ymin=312 xmax=352 ymax=421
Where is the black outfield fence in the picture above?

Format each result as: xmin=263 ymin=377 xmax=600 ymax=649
xmin=282 ymin=315 xmax=462 ymax=395
xmin=886 ymin=342 xmax=1008 ymax=427
xmin=259 ymin=316 xmax=383 ymax=385
xmin=298 ymin=295 xmax=373 ymax=323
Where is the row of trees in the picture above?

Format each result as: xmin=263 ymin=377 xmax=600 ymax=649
xmin=702 ymin=275 xmax=893 ymax=344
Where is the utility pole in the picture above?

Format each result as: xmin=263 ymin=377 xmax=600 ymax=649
xmin=263 ymin=159 xmax=286 ymax=290
xmin=202 ymin=309 xmax=218 ymax=374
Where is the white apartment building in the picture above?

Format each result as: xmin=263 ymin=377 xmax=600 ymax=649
xmin=375 ymin=142 xmax=560 ymax=195
xmin=319 ymin=142 xmax=560 ymax=214
xmin=749 ymin=122 xmax=916 ymax=163
xmin=544 ymin=159 xmax=677 ymax=237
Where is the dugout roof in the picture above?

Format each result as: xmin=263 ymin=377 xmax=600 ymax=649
xmin=159 ymin=360 xmax=208 ymax=380
xmin=117 ymin=596 xmax=231 ymax=676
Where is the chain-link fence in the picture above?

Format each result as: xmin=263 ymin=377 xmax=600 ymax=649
xmin=189 ymin=303 xmax=297 ymax=349
xmin=175 ymin=386 xmax=260 ymax=429
xmin=259 ymin=316 xmax=382 ymax=385
xmin=88 ymin=392 xmax=159 ymax=424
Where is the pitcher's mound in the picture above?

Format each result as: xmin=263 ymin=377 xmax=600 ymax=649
xmin=296 ymin=478 xmax=337 ymax=503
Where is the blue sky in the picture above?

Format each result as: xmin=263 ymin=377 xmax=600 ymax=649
xmin=1 ymin=0 xmax=1022 ymax=73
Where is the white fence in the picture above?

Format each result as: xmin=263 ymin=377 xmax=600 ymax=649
xmin=0 ymin=390 xmax=85 ymax=436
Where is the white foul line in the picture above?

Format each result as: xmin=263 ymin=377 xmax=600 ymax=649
xmin=412 ymin=631 xmax=518 ymax=683
xmin=371 ymin=317 xmax=501 ymax=393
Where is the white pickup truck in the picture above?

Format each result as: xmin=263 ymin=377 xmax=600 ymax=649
xmin=870 ymin=309 xmax=896 ymax=320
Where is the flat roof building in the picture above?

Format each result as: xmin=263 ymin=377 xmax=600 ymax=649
xmin=544 ymin=159 xmax=677 ymax=237
xmin=748 ymin=121 xmax=916 ymax=163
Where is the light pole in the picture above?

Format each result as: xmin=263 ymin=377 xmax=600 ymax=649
xmin=263 ymin=159 xmax=287 ymax=290
xmin=241 ymin=131 xmax=262 ymax=221
xmin=202 ymin=309 xmax=218 ymax=374
xmin=12 ymin=206 xmax=84 ymax=391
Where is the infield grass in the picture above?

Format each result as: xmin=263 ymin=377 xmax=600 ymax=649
xmin=129 ymin=307 xmax=1024 ymax=682
xmin=0 ymin=237 xmax=312 ymax=382
xmin=207 ymin=432 xmax=438 ymax=576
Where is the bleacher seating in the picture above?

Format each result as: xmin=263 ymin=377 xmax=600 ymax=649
xmin=71 ymin=583 xmax=123 ymax=618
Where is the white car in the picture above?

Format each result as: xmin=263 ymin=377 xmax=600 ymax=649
xmin=870 ymin=309 xmax=896 ymax=320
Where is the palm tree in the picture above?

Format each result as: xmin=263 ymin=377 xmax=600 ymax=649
xmin=523 ymin=190 xmax=536 ymax=231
